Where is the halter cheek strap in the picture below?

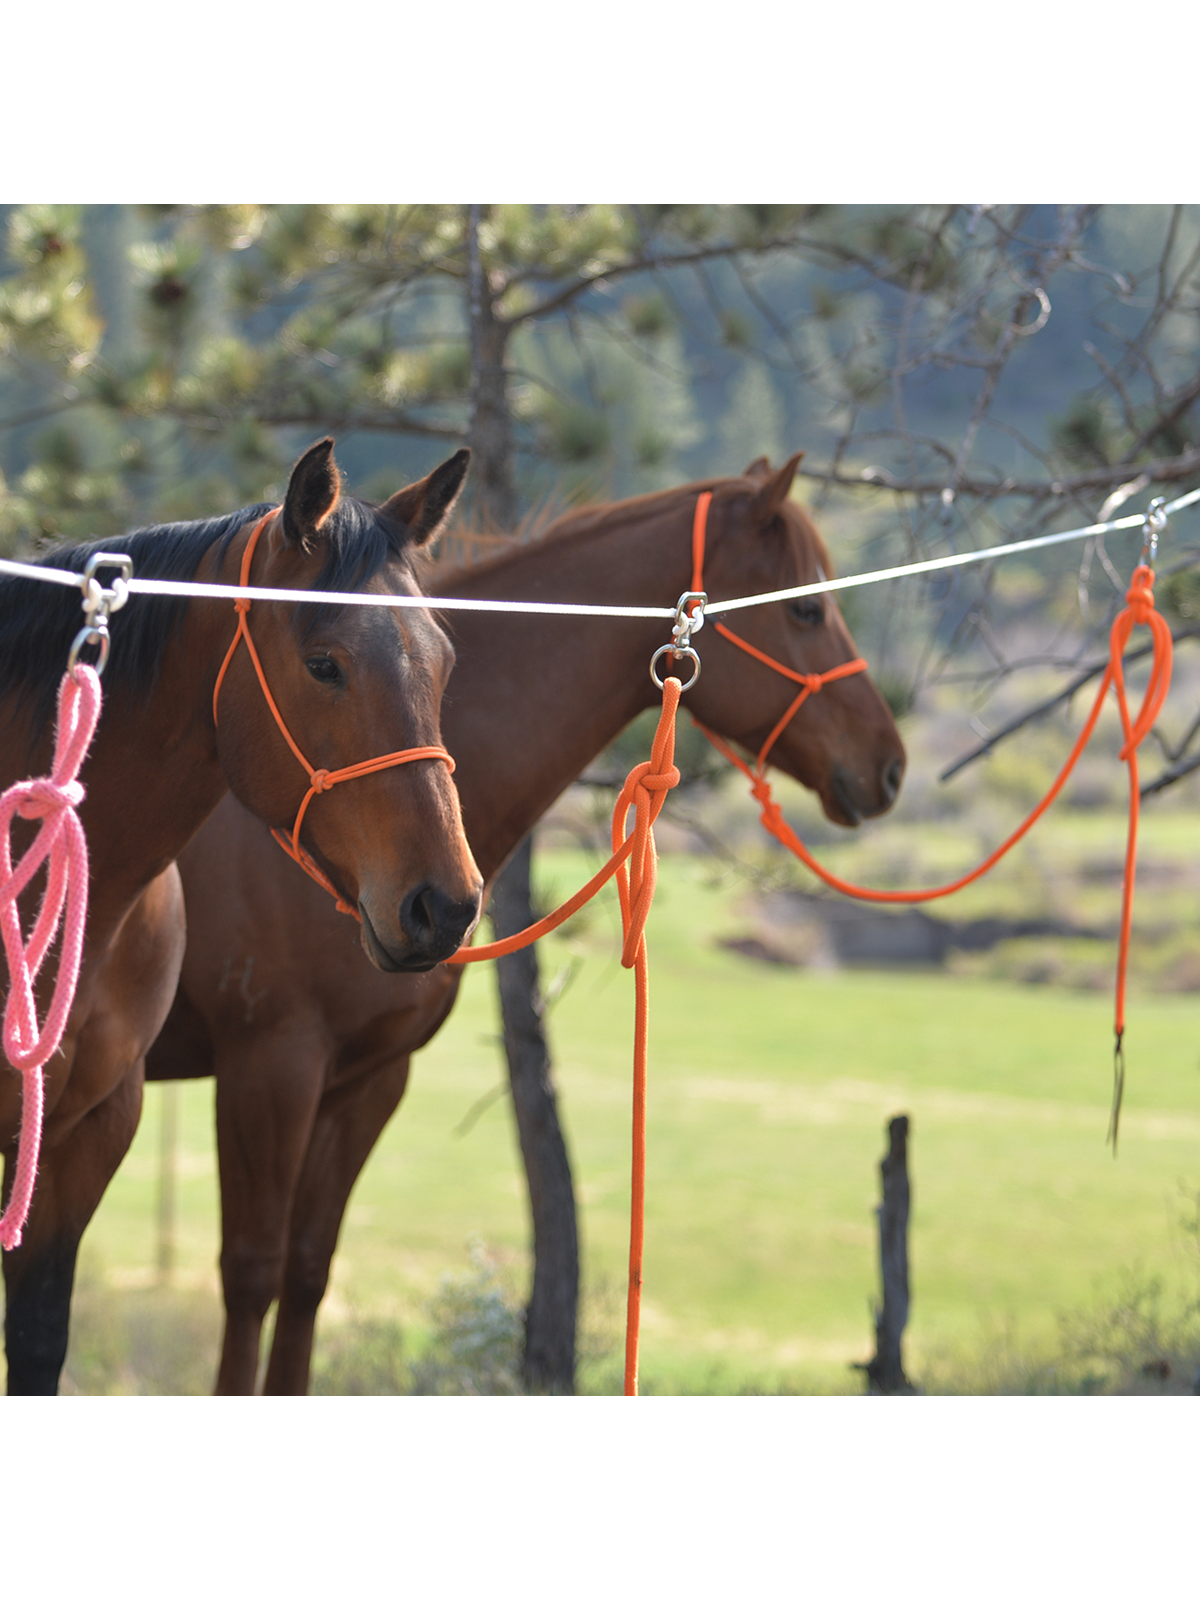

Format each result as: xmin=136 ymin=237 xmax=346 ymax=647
xmin=212 ymin=509 xmax=455 ymax=918
xmin=688 ymin=490 xmax=869 ymax=785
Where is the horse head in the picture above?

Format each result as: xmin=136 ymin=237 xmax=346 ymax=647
xmin=212 ymin=439 xmax=483 ymax=971
xmin=688 ymin=454 xmax=906 ymax=825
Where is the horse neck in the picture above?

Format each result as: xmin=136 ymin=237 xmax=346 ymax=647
xmin=436 ymin=499 xmax=693 ymax=885
xmin=73 ymin=543 xmax=245 ymax=940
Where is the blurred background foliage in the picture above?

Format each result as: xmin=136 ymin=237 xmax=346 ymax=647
xmin=3 ymin=204 xmax=1199 ymax=726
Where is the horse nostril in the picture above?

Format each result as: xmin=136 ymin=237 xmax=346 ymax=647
xmin=882 ymin=758 xmax=904 ymax=805
xmin=400 ymin=884 xmax=480 ymax=948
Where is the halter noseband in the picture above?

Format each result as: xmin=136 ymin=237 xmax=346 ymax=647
xmin=212 ymin=509 xmax=455 ymax=918
xmin=688 ymin=488 xmax=869 ymax=790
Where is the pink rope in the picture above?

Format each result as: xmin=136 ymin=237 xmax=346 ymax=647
xmin=0 ymin=664 xmax=101 ymax=1250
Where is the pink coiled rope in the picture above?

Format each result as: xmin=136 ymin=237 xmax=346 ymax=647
xmin=0 ymin=663 xmax=101 ymax=1250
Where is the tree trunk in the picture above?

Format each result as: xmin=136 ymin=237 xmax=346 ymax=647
xmin=865 ymin=1114 xmax=915 ymax=1395
xmin=466 ymin=204 xmax=517 ymax=531
xmin=489 ymin=835 xmax=579 ymax=1393
xmin=465 ymin=206 xmax=579 ymax=1392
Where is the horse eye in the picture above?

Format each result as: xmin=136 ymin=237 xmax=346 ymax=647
xmin=788 ymin=597 xmax=824 ymax=627
xmin=305 ymin=655 xmax=341 ymax=684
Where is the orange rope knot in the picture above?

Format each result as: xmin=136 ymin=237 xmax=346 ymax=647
xmin=1112 ymin=565 xmax=1171 ymax=763
xmin=613 ymin=677 xmax=682 ymax=968
xmin=1125 ymin=564 xmax=1157 ymax=619
xmin=310 ymin=768 xmax=333 ymax=793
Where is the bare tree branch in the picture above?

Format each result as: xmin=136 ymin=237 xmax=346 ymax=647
xmin=797 ymin=447 xmax=1200 ymax=504
xmin=940 ymin=627 xmax=1200 ymax=782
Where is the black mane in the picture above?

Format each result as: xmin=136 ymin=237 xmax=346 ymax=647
xmin=0 ymin=495 xmax=421 ymax=738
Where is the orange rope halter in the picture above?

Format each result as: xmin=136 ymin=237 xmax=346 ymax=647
xmin=694 ymin=489 xmax=1173 ymax=1150
xmin=687 ymin=490 xmax=871 ymax=780
xmin=212 ymin=510 xmax=455 ymax=918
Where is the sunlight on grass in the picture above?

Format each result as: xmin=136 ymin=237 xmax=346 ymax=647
xmin=59 ymin=846 xmax=1200 ymax=1395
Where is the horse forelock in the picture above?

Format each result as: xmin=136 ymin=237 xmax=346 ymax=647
xmin=293 ymin=494 xmax=430 ymax=640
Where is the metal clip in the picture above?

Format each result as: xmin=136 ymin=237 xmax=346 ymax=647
xmin=1141 ymin=498 xmax=1168 ymax=569
xmin=670 ymin=590 xmax=707 ymax=652
xmin=68 ymin=552 xmax=133 ymax=680
xmin=649 ymin=589 xmax=707 ymax=691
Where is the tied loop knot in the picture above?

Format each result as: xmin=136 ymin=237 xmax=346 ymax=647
xmin=1112 ymin=562 xmax=1173 ymax=765
xmin=749 ymin=773 xmax=771 ymax=804
xmin=15 ymin=777 xmax=85 ymax=823
xmin=752 ymin=782 xmax=786 ymax=835
xmin=632 ymin=766 xmax=680 ymax=796
xmin=310 ymin=768 xmax=333 ymax=794
xmin=613 ymin=678 xmax=682 ymax=970
xmin=234 ymin=596 xmax=251 ymax=615
xmin=1125 ymin=564 xmax=1157 ymax=626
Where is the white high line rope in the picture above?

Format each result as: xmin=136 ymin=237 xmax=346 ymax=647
xmin=1 ymin=485 xmax=1198 ymax=619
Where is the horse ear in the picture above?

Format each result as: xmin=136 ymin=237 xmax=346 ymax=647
xmin=380 ymin=448 xmax=471 ymax=547
xmin=282 ymin=437 xmax=341 ymax=545
xmin=749 ymin=451 xmax=804 ymax=526
xmin=744 ymin=457 xmax=773 ymax=480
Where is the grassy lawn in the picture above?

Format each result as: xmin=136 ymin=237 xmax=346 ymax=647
xmin=50 ymin=838 xmax=1200 ymax=1395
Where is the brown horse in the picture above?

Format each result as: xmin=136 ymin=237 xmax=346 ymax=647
xmin=146 ymin=454 xmax=906 ymax=1394
xmin=0 ymin=439 xmax=482 ymax=1393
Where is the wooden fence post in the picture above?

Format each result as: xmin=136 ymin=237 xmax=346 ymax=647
xmin=865 ymin=1113 xmax=915 ymax=1395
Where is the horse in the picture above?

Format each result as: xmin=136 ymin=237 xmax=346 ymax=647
xmin=145 ymin=453 xmax=907 ymax=1394
xmin=0 ymin=438 xmax=483 ymax=1393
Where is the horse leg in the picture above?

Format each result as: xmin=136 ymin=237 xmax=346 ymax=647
xmin=214 ymin=1026 xmax=327 ymax=1395
xmin=263 ymin=1053 xmax=412 ymax=1395
xmin=3 ymin=1066 xmax=144 ymax=1394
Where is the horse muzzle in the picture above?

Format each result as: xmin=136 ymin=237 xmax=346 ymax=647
xmin=824 ymin=753 xmax=906 ymax=827
xmin=358 ymin=881 xmax=483 ymax=973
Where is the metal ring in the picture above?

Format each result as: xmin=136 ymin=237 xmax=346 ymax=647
xmin=68 ymin=623 xmax=110 ymax=680
xmin=650 ymin=643 xmax=701 ymax=691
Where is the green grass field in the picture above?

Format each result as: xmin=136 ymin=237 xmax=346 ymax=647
xmin=47 ymin=838 xmax=1200 ymax=1395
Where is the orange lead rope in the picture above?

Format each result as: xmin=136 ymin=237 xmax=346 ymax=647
xmin=212 ymin=510 xmax=456 ymax=918
xmin=445 ymin=678 xmax=684 ymax=1394
xmin=690 ymin=489 xmax=1172 ymax=1151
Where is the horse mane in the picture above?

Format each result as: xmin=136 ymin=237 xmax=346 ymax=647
xmin=426 ymin=481 xmax=722 ymax=589
xmin=415 ymin=493 xmax=566 ymax=583
xmin=421 ymin=473 xmax=837 ymax=586
xmin=0 ymin=494 xmax=425 ymax=737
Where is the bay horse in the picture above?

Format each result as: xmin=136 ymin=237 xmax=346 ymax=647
xmin=146 ymin=454 xmax=906 ymax=1394
xmin=0 ymin=439 xmax=482 ymax=1393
